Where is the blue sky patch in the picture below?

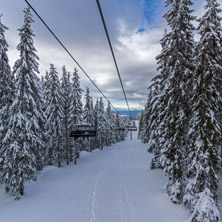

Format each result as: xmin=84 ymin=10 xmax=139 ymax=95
xmin=136 ymin=27 xmax=145 ymax=33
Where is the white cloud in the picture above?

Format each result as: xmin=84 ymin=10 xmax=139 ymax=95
xmin=2 ymin=0 xmax=221 ymax=110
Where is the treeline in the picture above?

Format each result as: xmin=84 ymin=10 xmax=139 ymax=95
xmin=0 ymin=7 xmax=128 ymax=200
xmin=139 ymin=0 xmax=222 ymax=222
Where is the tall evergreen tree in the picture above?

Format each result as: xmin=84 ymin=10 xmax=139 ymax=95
xmin=94 ymin=98 xmax=100 ymax=149
xmin=60 ymin=65 xmax=72 ymax=165
xmin=69 ymin=68 xmax=83 ymax=160
xmin=0 ymin=15 xmax=14 ymax=147
xmin=0 ymin=7 xmax=45 ymax=199
xmin=138 ymin=110 xmax=144 ymax=140
xmin=97 ymin=97 xmax=106 ymax=150
xmin=70 ymin=68 xmax=83 ymax=127
xmin=146 ymin=0 xmax=195 ymax=204
xmin=105 ymin=102 xmax=116 ymax=145
xmin=81 ymin=87 xmax=94 ymax=152
xmin=83 ymin=87 xmax=94 ymax=125
xmin=115 ymin=111 xmax=121 ymax=142
xmin=42 ymin=71 xmax=49 ymax=99
xmin=145 ymin=30 xmax=171 ymax=169
xmin=183 ymin=0 xmax=222 ymax=220
xmin=45 ymin=64 xmax=63 ymax=167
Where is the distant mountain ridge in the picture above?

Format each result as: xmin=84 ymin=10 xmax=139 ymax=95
xmin=113 ymin=109 xmax=142 ymax=118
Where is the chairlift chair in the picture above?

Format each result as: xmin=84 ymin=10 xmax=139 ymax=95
xmin=126 ymin=125 xmax=138 ymax=131
xmin=70 ymin=124 xmax=96 ymax=140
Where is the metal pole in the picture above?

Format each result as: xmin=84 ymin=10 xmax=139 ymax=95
xmin=130 ymin=130 xmax=132 ymax=140
xmin=74 ymin=138 xmax=77 ymax=165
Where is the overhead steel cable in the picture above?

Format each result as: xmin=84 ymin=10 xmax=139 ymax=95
xmin=96 ymin=0 xmax=132 ymax=117
xmin=24 ymin=0 xmax=118 ymax=113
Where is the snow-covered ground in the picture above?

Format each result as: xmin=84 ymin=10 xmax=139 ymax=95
xmin=218 ymin=172 xmax=222 ymax=219
xmin=0 ymin=131 xmax=189 ymax=222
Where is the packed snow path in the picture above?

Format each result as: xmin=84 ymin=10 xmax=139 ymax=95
xmin=0 ymin=131 xmax=188 ymax=222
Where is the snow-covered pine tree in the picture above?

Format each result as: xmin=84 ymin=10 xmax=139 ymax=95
xmin=70 ymin=68 xmax=83 ymax=126
xmin=82 ymin=87 xmax=94 ymax=152
xmin=45 ymin=64 xmax=63 ymax=167
xmin=115 ymin=111 xmax=121 ymax=142
xmin=151 ymin=0 xmax=195 ymax=204
xmin=40 ymin=71 xmax=49 ymax=113
xmin=33 ymin=76 xmax=46 ymax=171
xmin=119 ymin=115 xmax=126 ymax=141
xmin=187 ymin=188 xmax=220 ymax=222
xmin=69 ymin=68 xmax=84 ymax=160
xmin=42 ymin=71 xmax=49 ymax=99
xmin=60 ymin=65 xmax=72 ymax=165
xmin=183 ymin=0 xmax=222 ymax=220
xmin=0 ymin=7 xmax=45 ymax=199
xmin=0 ymin=15 xmax=14 ymax=148
xmin=138 ymin=110 xmax=144 ymax=140
xmin=41 ymin=71 xmax=49 ymax=124
xmin=94 ymin=98 xmax=100 ymax=149
xmin=105 ymin=101 xmax=116 ymax=145
xmin=141 ymin=97 xmax=150 ymax=144
xmin=145 ymin=29 xmax=171 ymax=170
xmin=83 ymin=87 xmax=94 ymax=125
xmin=40 ymin=75 xmax=44 ymax=86
xmin=97 ymin=97 xmax=106 ymax=150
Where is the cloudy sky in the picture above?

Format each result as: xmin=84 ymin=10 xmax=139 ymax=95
xmin=0 ymin=0 xmax=221 ymax=110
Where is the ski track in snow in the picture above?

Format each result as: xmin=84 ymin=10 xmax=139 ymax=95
xmin=42 ymin=172 xmax=95 ymax=222
xmin=0 ymin=130 xmax=189 ymax=222
xmin=118 ymin=179 xmax=125 ymax=222
xmin=114 ymin=136 xmax=137 ymax=222
xmin=100 ymin=149 xmax=121 ymax=198
xmin=89 ymin=147 xmax=119 ymax=222
xmin=122 ymin=139 xmax=137 ymax=222
xmin=89 ymin=167 xmax=109 ymax=222
xmin=124 ymin=177 xmax=137 ymax=222
xmin=49 ymin=175 xmax=93 ymax=222
xmin=89 ymin=171 xmax=100 ymax=222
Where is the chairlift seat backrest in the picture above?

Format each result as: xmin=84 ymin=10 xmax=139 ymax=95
xmin=127 ymin=125 xmax=138 ymax=131
xmin=70 ymin=125 xmax=96 ymax=139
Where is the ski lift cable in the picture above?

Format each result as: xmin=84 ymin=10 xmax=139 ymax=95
xmin=24 ymin=0 xmax=118 ymax=113
xmin=96 ymin=0 xmax=132 ymax=118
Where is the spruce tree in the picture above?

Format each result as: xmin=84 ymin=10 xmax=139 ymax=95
xmin=0 ymin=15 xmax=14 ymax=148
xmin=148 ymin=0 xmax=195 ymax=203
xmin=94 ymin=98 xmax=100 ymax=149
xmin=146 ymin=30 xmax=171 ymax=170
xmin=70 ymin=68 xmax=83 ymax=126
xmin=97 ymin=97 xmax=106 ymax=150
xmin=81 ymin=87 xmax=93 ymax=152
xmin=115 ymin=112 xmax=121 ymax=142
xmin=183 ymin=0 xmax=222 ymax=220
xmin=60 ymin=65 xmax=72 ymax=165
xmin=138 ymin=110 xmax=144 ymax=140
xmin=0 ymin=7 xmax=45 ymax=199
xmin=142 ymin=96 xmax=151 ymax=144
xmin=119 ymin=115 xmax=126 ymax=141
xmin=105 ymin=101 xmax=116 ymax=145
xmin=69 ymin=68 xmax=83 ymax=160
xmin=45 ymin=64 xmax=63 ymax=167
xmin=42 ymin=71 xmax=49 ymax=100
xmin=83 ymin=87 xmax=94 ymax=125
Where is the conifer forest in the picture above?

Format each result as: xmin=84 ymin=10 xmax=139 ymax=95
xmin=1 ymin=1 xmax=222 ymax=222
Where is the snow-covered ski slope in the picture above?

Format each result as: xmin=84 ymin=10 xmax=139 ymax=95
xmin=0 ymin=131 xmax=188 ymax=222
